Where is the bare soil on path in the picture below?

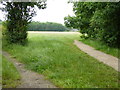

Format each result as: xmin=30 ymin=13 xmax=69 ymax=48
xmin=74 ymin=40 xmax=119 ymax=72
xmin=2 ymin=51 xmax=57 ymax=88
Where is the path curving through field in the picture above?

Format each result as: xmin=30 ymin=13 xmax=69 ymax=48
xmin=2 ymin=51 xmax=57 ymax=88
xmin=74 ymin=40 xmax=119 ymax=72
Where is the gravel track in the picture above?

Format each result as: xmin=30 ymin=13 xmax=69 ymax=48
xmin=74 ymin=40 xmax=119 ymax=72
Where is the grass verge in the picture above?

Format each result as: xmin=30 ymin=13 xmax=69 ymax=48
xmin=0 ymin=54 xmax=2 ymax=87
xmin=80 ymin=38 xmax=119 ymax=58
xmin=0 ymin=25 xmax=2 ymax=88
xmin=2 ymin=55 xmax=20 ymax=88
xmin=3 ymin=32 xmax=119 ymax=88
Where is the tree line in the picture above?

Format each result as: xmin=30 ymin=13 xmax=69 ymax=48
xmin=64 ymin=2 xmax=120 ymax=48
xmin=27 ymin=21 xmax=68 ymax=31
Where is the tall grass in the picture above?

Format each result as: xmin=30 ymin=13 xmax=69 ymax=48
xmin=0 ymin=25 xmax=2 ymax=88
xmin=0 ymin=54 xmax=2 ymax=87
xmin=3 ymin=33 xmax=119 ymax=88
xmin=2 ymin=55 xmax=21 ymax=88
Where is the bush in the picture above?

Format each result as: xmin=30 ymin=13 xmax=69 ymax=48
xmin=65 ymin=2 xmax=120 ymax=48
xmin=1 ymin=2 xmax=46 ymax=44
xmin=4 ymin=20 xmax=28 ymax=45
xmin=80 ymin=33 xmax=89 ymax=39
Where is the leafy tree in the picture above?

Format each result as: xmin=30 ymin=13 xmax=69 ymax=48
xmin=90 ymin=2 xmax=120 ymax=47
xmin=64 ymin=2 xmax=120 ymax=47
xmin=64 ymin=15 xmax=80 ymax=29
xmin=1 ymin=1 xmax=46 ymax=44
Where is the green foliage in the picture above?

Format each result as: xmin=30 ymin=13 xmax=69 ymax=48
xmin=1 ymin=2 xmax=46 ymax=44
xmin=90 ymin=2 xmax=120 ymax=47
xmin=28 ymin=21 xmax=68 ymax=31
xmin=3 ymin=33 xmax=119 ymax=88
xmin=64 ymin=2 xmax=120 ymax=47
xmin=101 ymin=3 xmax=120 ymax=47
xmin=64 ymin=15 xmax=79 ymax=29
xmin=2 ymin=55 xmax=21 ymax=88
xmin=89 ymin=10 xmax=104 ymax=39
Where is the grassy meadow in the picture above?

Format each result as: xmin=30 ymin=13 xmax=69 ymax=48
xmin=0 ymin=54 xmax=2 ymax=87
xmin=2 ymin=32 xmax=119 ymax=88
xmin=0 ymin=25 xmax=2 ymax=87
xmin=2 ymin=55 xmax=20 ymax=88
xmin=1 ymin=24 xmax=21 ymax=88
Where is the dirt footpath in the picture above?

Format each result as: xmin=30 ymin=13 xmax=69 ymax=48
xmin=2 ymin=51 xmax=57 ymax=88
xmin=74 ymin=40 xmax=119 ymax=72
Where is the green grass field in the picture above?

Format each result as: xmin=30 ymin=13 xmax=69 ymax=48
xmin=0 ymin=25 xmax=2 ymax=87
xmin=2 ymin=55 xmax=20 ymax=88
xmin=2 ymin=32 xmax=119 ymax=88
xmin=80 ymin=39 xmax=119 ymax=58
xmin=0 ymin=54 xmax=2 ymax=87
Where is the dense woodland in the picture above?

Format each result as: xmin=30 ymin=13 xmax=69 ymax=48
xmin=64 ymin=2 xmax=120 ymax=48
xmin=27 ymin=22 xmax=68 ymax=31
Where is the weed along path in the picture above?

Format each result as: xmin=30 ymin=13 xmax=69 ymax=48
xmin=2 ymin=51 xmax=57 ymax=88
xmin=74 ymin=40 xmax=119 ymax=72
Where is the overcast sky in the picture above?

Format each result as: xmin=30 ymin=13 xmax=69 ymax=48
xmin=0 ymin=0 xmax=75 ymax=25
